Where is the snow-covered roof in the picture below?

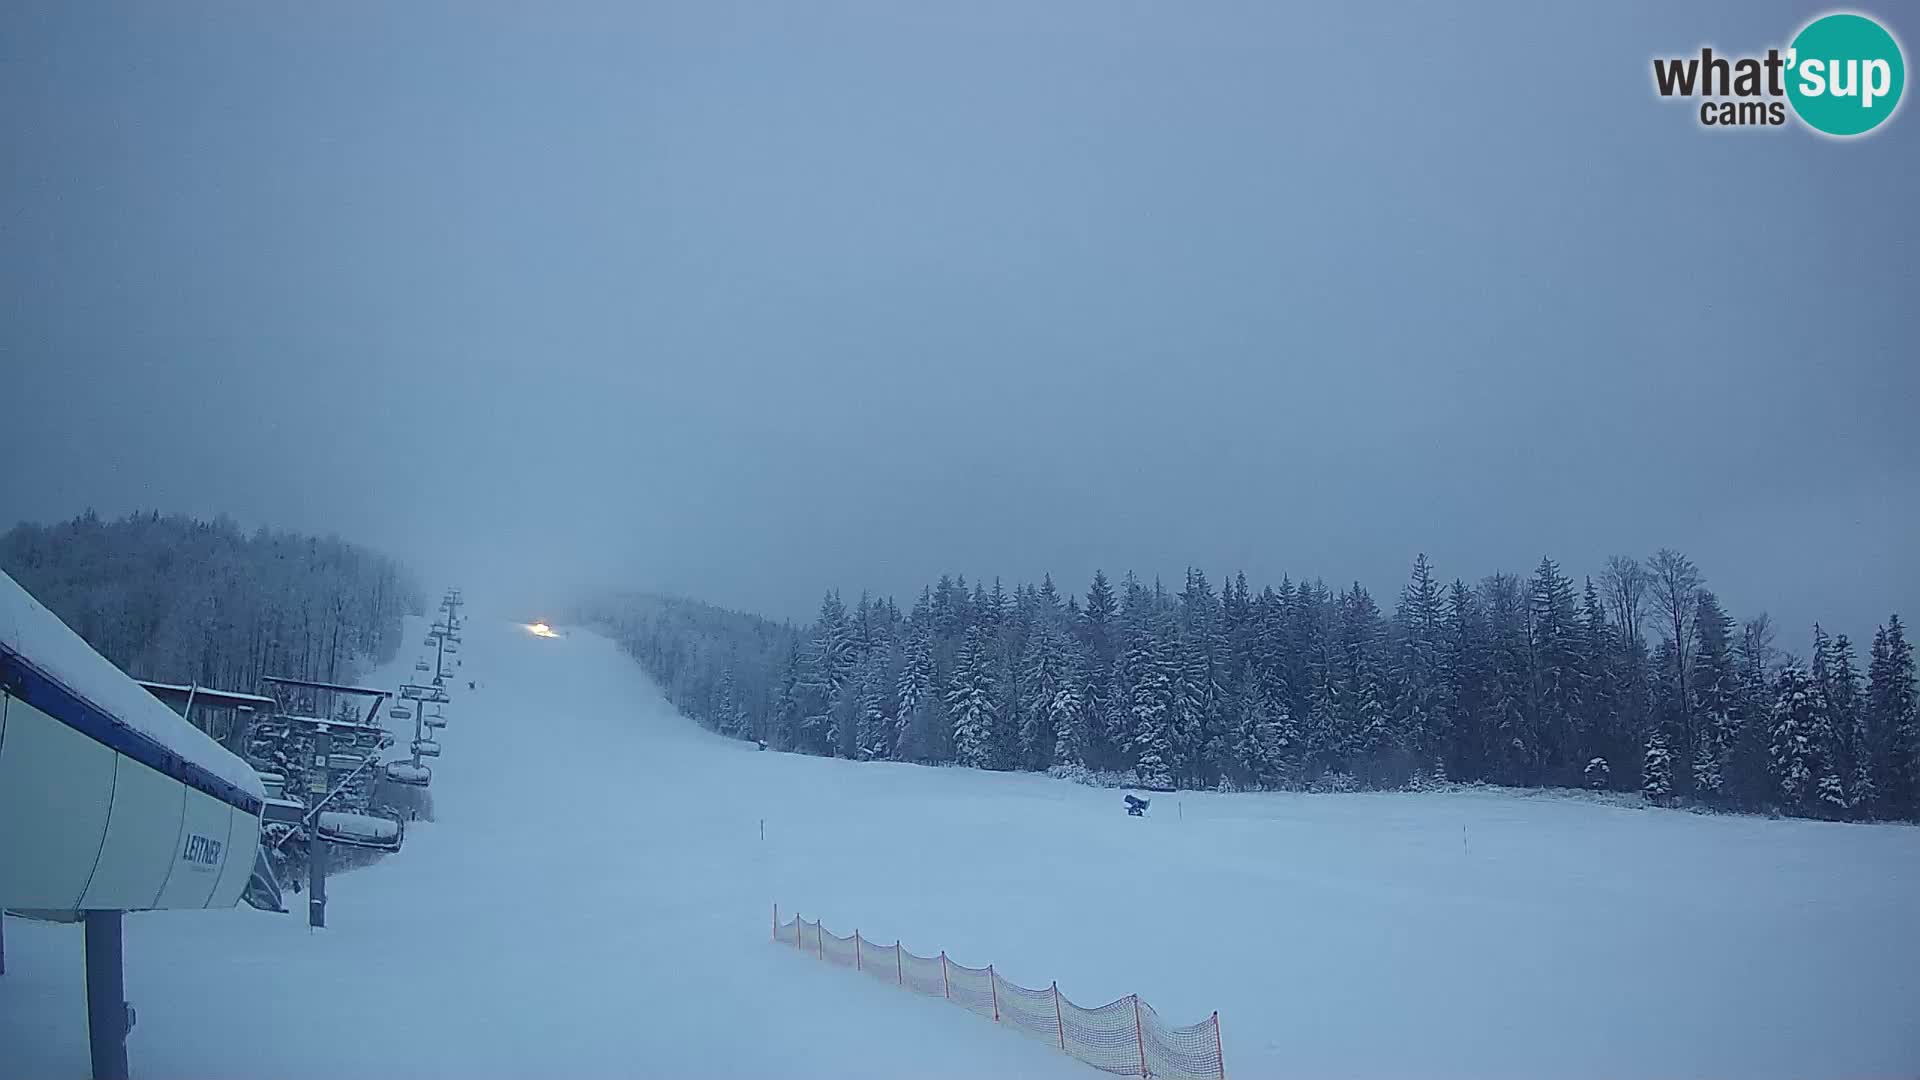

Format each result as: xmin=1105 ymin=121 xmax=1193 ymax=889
xmin=0 ymin=569 xmax=265 ymax=812
xmin=259 ymin=675 xmax=389 ymax=697
xmin=136 ymin=680 xmax=277 ymax=708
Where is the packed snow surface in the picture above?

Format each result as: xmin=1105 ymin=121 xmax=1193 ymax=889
xmin=3 ymin=605 xmax=1916 ymax=1079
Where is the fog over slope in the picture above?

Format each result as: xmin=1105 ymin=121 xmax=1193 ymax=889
xmin=1 ymin=2 xmax=1912 ymax=645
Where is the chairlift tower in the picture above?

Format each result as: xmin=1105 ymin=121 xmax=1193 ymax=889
xmin=255 ymin=677 xmax=404 ymax=927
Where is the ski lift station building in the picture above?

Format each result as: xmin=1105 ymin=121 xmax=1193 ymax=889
xmin=0 ymin=569 xmax=268 ymax=1078
xmin=0 ymin=570 xmax=264 ymax=913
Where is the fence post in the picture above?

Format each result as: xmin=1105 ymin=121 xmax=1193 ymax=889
xmin=1212 ymin=1011 xmax=1224 ymax=1080
xmin=941 ymin=951 xmax=950 ymax=999
xmin=855 ymin=931 xmax=862 ymax=971
xmin=1133 ymin=995 xmax=1148 ymax=1078
xmin=988 ymin=964 xmax=1000 ymax=1021
xmin=795 ymin=917 xmax=802 ymax=951
xmin=896 ymin=941 xmax=903 ymax=986
xmin=1052 ymin=982 xmax=1065 ymax=1050
xmin=771 ymin=903 xmax=777 ymax=942
xmin=816 ymin=922 xmax=823 ymax=960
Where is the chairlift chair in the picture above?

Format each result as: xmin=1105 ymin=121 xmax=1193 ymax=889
xmin=390 ymin=705 xmax=413 ymax=720
xmin=412 ymin=739 xmax=442 ymax=758
xmin=424 ymin=715 xmax=446 ymax=729
xmin=314 ymin=810 xmax=404 ymax=853
xmin=414 ymin=661 xmax=430 ymax=672
xmin=384 ymin=761 xmax=432 ymax=787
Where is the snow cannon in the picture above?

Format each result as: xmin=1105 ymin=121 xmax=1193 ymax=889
xmin=1124 ymin=794 xmax=1150 ymax=817
xmin=0 ymin=568 xmax=266 ymax=916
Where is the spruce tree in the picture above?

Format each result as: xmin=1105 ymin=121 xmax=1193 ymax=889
xmin=1440 ymin=580 xmax=1488 ymax=783
xmin=797 ymin=592 xmax=855 ymax=754
xmin=1808 ymin=626 xmax=1852 ymax=817
xmin=1650 ymin=636 xmax=1687 ymax=793
xmin=1688 ymin=590 xmax=1738 ymax=805
xmin=771 ymin=639 xmax=803 ymax=751
xmin=894 ymin=612 xmax=935 ymax=760
xmin=1727 ymin=615 xmax=1779 ymax=810
xmin=1173 ymin=568 xmax=1223 ymax=786
xmin=1770 ymin=665 xmax=1819 ymax=814
xmin=1079 ymin=570 xmax=1118 ymax=664
xmin=1643 ymin=731 xmax=1673 ymax=805
xmin=1584 ymin=756 xmax=1610 ymax=790
xmin=854 ymin=650 xmax=893 ymax=760
xmin=947 ymin=626 xmax=997 ymax=769
xmin=1304 ymin=633 xmax=1344 ymax=781
xmin=1576 ymin=579 xmax=1622 ymax=787
xmin=716 ymin=663 xmax=742 ymax=737
xmin=1867 ymin=616 xmax=1917 ymax=818
xmin=1334 ymin=585 xmax=1393 ymax=783
xmin=1827 ymin=633 xmax=1871 ymax=817
xmin=1528 ymin=556 xmax=1581 ymax=784
xmin=1018 ymin=617 xmax=1077 ymax=771
xmin=1125 ymin=605 xmax=1177 ymax=787
xmin=1394 ymin=554 xmax=1446 ymax=770
xmin=1481 ymin=573 xmax=1532 ymax=785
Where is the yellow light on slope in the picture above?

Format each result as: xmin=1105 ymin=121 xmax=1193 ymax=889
xmin=527 ymin=622 xmax=558 ymax=638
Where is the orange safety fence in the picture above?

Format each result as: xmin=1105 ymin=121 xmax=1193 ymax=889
xmin=774 ymin=906 xmax=1226 ymax=1079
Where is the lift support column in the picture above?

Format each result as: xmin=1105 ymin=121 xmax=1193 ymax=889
xmin=84 ymin=910 xmax=131 ymax=1080
xmin=309 ymin=727 xmax=331 ymax=929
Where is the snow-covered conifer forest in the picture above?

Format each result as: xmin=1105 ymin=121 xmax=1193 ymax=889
xmin=580 ymin=551 xmax=1919 ymax=823
xmin=0 ymin=510 xmax=420 ymax=713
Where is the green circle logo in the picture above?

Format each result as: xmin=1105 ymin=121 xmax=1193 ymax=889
xmin=1786 ymin=13 xmax=1905 ymax=136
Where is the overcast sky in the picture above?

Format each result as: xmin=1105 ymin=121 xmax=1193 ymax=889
xmin=2 ymin=2 xmax=1914 ymax=648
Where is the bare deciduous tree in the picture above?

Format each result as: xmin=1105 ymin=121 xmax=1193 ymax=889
xmin=1648 ymin=548 xmax=1703 ymax=751
xmin=1601 ymin=555 xmax=1648 ymax=644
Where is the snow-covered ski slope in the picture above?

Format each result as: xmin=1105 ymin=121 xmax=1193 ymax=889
xmin=4 ymin=606 xmax=1918 ymax=1079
